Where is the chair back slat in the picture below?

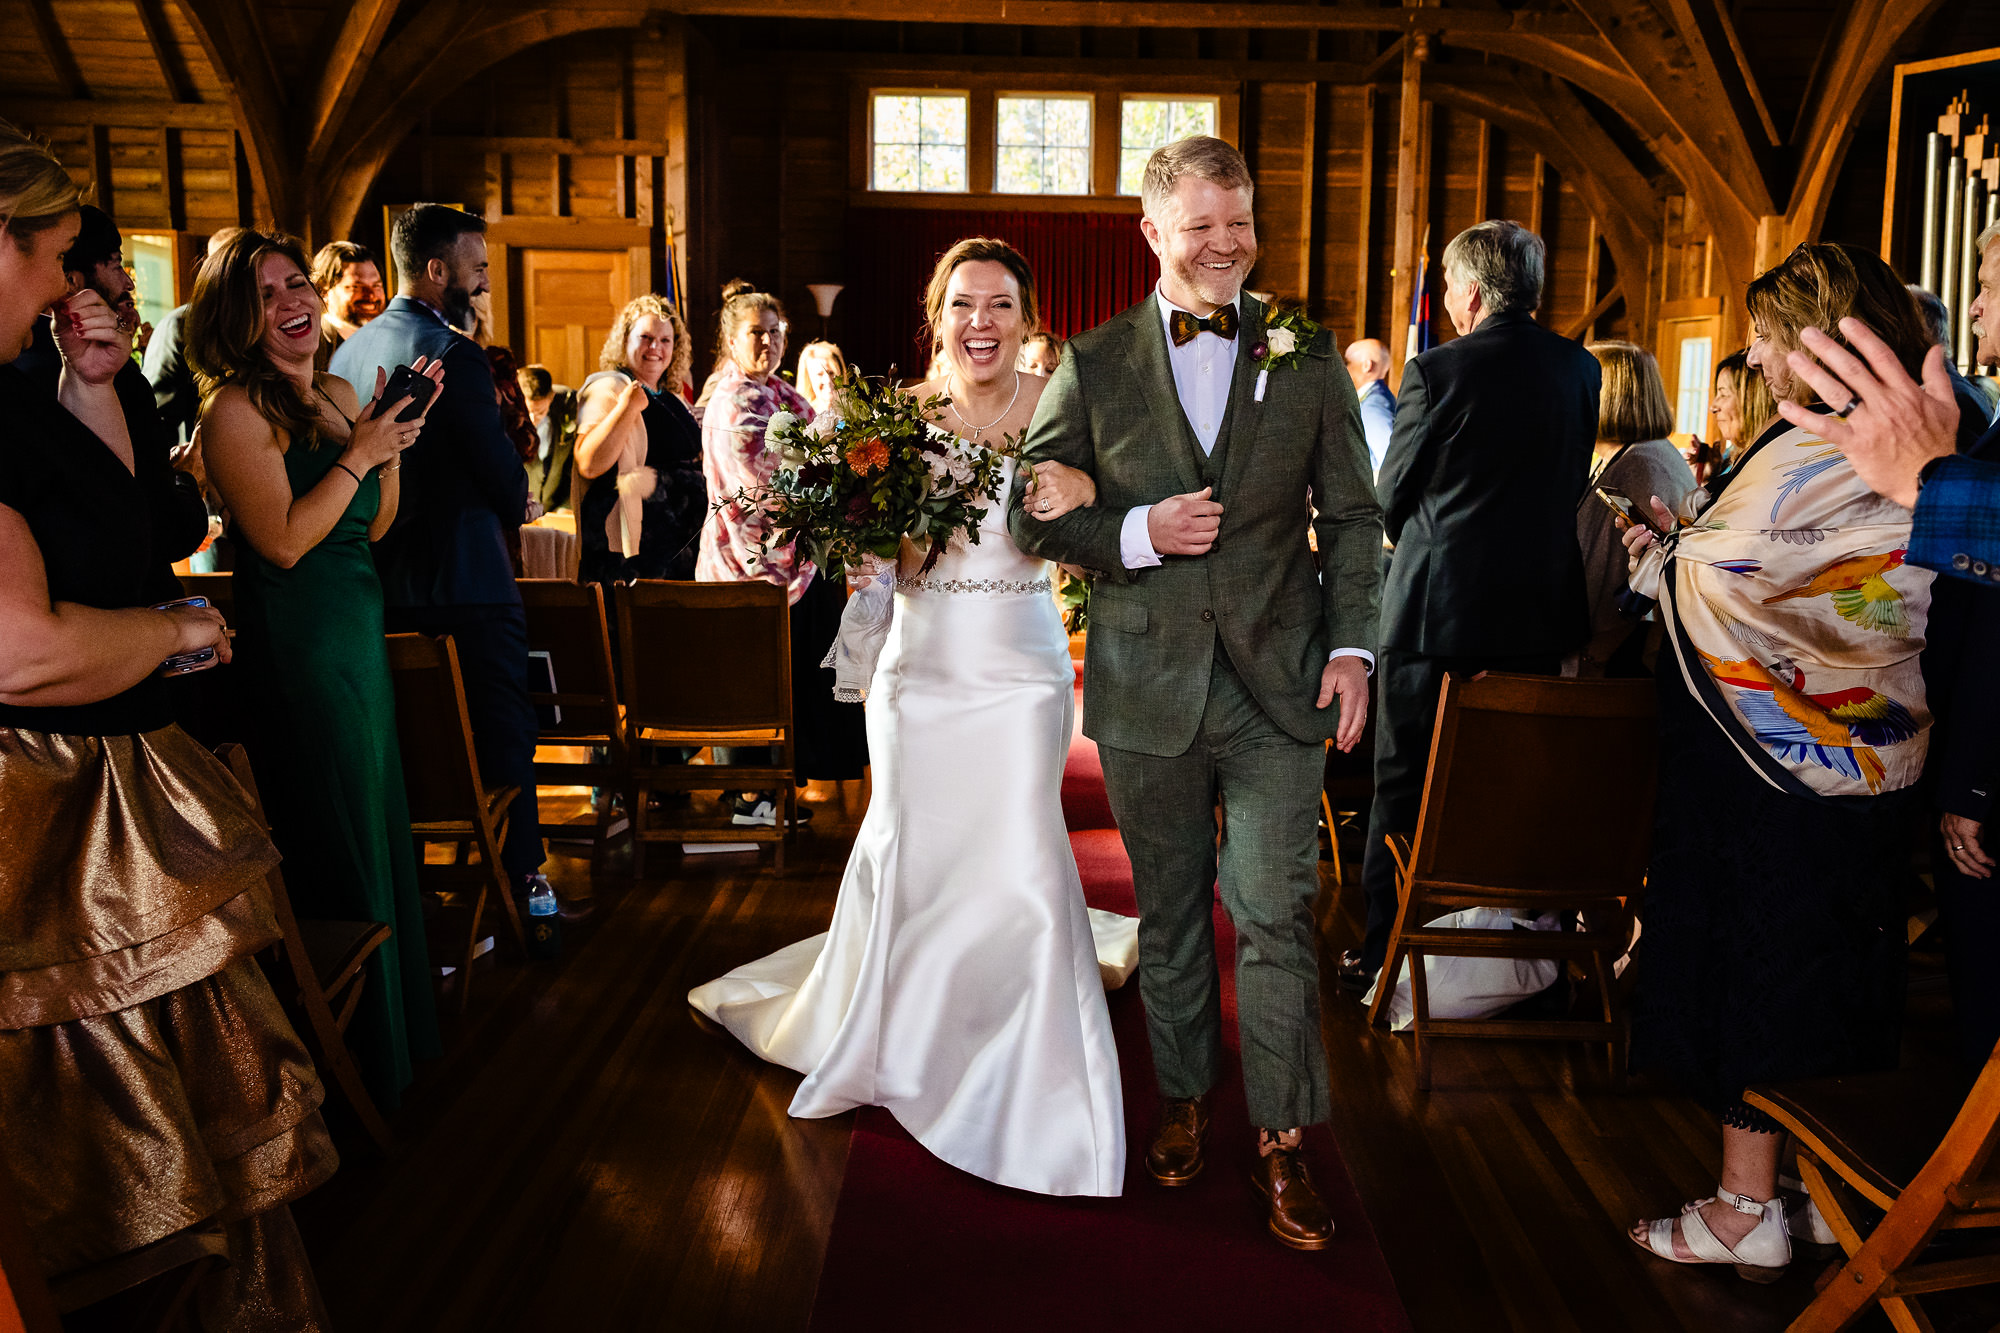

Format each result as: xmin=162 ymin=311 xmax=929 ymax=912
xmin=386 ymin=633 xmax=486 ymax=826
xmin=1411 ymin=673 xmax=1657 ymax=898
xmin=615 ymin=580 xmax=792 ymax=732
xmin=518 ymin=579 xmax=621 ymax=742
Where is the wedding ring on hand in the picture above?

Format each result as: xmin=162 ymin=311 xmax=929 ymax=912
xmin=1038 ymin=499 xmax=1050 ymax=512
xmin=1839 ymin=395 xmax=1862 ymax=416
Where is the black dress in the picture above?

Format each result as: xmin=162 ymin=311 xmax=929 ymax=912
xmin=577 ymin=370 xmax=708 ymax=586
xmin=1631 ymin=637 xmax=1913 ymax=1128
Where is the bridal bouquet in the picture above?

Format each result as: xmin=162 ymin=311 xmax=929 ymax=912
xmin=740 ymin=373 xmax=1018 ymax=703
xmin=753 ymin=373 xmax=1014 ymax=577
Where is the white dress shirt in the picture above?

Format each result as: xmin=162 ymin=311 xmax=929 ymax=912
xmin=1116 ymin=285 xmax=1373 ymax=673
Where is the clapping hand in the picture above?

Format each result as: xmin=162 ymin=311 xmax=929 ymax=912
xmin=1779 ymin=319 xmax=1958 ymax=508
xmin=51 ymin=288 xmax=130 ymax=387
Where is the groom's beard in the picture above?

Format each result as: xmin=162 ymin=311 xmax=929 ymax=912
xmin=1166 ymin=241 xmax=1258 ymax=311
xmin=442 ymin=283 xmax=477 ymax=332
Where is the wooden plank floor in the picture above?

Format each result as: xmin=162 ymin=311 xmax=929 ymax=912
xmin=294 ymin=790 xmax=1991 ymax=1332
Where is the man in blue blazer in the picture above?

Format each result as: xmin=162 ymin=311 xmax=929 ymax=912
xmin=330 ymin=205 xmax=546 ymax=896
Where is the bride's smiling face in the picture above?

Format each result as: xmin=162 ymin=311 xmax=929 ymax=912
xmin=940 ymin=260 xmax=1024 ymax=385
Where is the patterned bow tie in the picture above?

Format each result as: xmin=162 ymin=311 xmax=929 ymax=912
xmin=1169 ymin=306 xmax=1239 ymax=346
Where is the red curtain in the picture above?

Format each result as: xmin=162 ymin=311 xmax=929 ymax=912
xmin=840 ymin=208 xmax=1159 ymax=380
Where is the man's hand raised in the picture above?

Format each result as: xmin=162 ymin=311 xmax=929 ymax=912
xmin=1147 ymin=486 xmax=1224 ymax=555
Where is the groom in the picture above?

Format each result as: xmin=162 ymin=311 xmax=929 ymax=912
xmin=1009 ymin=136 xmax=1381 ymax=1250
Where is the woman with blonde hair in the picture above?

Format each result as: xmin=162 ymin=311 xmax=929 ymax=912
xmin=1695 ymin=349 xmax=1777 ymax=483
xmin=795 ymin=338 xmax=849 ymax=418
xmin=1576 ymin=340 xmax=1694 ymax=675
xmin=1624 ymin=243 xmax=1935 ymax=1281
xmin=193 ymin=227 xmax=444 ymax=1106
xmin=574 ymin=292 xmax=704 ymax=584
xmin=0 ymin=123 xmax=336 ymax=1322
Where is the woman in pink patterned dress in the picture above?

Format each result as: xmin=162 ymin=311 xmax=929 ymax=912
xmin=697 ymin=288 xmax=868 ymax=822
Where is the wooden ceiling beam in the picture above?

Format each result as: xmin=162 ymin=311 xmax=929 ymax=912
xmin=176 ymin=0 xmax=296 ymax=227
xmin=24 ymin=0 xmax=87 ymax=100
xmin=307 ymin=0 xmax=405 ymax=166
xmin=0 ymin=98 xmax=238 ymax=131
xmin=134 ymin=0 xmax=196 ymax=103
xmin=661 ymin=0 xmax=1599 ymax=36
xmin=1661 ymin=0 xmax=1781 ymax=149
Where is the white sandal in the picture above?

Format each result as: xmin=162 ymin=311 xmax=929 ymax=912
xmin=1633 ymin=1186 xmax=1791 ymax=1283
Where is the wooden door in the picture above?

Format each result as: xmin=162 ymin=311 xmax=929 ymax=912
xmin=1655 ymin=297 xmax=1724 ymax=446
xmin=521 ymin=249 xmax=632 ymax=389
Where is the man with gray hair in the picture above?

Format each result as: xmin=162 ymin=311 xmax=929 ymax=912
xmin=1338 ymin=219 xmax=1600 ymax=992
xmin=1012 ymin=134 xmax=1380 ymax=1250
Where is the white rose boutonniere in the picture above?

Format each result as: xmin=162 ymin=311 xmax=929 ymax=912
xmin=1250 ymin=308 xmax=1324 ymax=403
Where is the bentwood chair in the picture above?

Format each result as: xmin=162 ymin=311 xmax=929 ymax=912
xmin=214 ymin=744 xmax=397 ymax=1154
xmin=1747 ymin=1046 xmax=2000 ymax=1332
xmin=614 ymin=581 xmax=796 ymax=874
xmin=387 ymin=632 xmax=527 ymax=1010
xmin=1364 ymin=672 xmax=1657 ymax=1088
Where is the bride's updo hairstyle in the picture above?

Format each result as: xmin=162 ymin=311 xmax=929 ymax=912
xmin=921 ymin=236 xmax=1041 ymax=371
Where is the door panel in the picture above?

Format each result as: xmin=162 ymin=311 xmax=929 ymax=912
xmin=521 ymin=249 xmax=632 ymax=389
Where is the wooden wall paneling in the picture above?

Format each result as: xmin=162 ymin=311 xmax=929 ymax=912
xmin=160 ymin=128 xmax=186 ymax=231
xmin=1472 ymin=115 xmax=1490 ymax=220
xmin=1297 ymin=79 xmax=1318 ymax=313
xmin=25 ymin=0 xmax=86 ymax=99
xmin=133 ymin=0 xmax=194 ymax=103
xmin=89 ymin=122 xmax=112 ymax=217
xmin=1582 ymin=214 xmax=1601 ymax=341
xmin=1388 ymin=35 xmax=1428 ymax=382
xmin=1353 ymin=84 xmax=1376 ymax=343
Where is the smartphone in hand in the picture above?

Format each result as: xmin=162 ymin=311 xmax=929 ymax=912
xmin=380 ymin=364 xmax=439 ymax=422
xmin=152 ymin=596 xmax=220 ymax=675
xmin=1593 ymin=486 xmax=1669 ymax=537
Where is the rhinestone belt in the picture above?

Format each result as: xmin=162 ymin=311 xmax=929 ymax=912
xmin=896 ymin=576 xmax=1053 ymax=596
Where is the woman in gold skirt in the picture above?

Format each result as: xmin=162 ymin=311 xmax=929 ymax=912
xmin=0 ymin=121 xmax=337 ymax=1326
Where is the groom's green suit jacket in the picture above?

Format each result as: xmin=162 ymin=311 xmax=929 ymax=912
xmin=1008 ymin=293 xmax=1383 ymax=758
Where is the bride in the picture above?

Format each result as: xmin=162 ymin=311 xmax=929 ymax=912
xmin=689 ymin=237 xmax=1133 ymax=1197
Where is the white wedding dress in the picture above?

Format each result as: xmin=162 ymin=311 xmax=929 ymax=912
xmin=689 ymin=458 xmax=1133 ymax=1197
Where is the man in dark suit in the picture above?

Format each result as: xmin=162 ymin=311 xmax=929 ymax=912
xmin=518 ymin=364 xmax=577 ymax=512
xmin=330 ymin=204 xmax=547 ymax=899
xmin=1342 ymin=220 xmax=1600 ymax=989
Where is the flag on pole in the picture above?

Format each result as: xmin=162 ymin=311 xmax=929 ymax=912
xmin=1405 ymin=228 xmax=1433 ymax=362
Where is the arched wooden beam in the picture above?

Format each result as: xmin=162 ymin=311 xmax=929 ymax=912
xmin=1563 ymin=0 xmax=1778 ymax=218
xmin=1420 ymin=75 xmax=1654 ymax=333
xmin=1782 ymin=0 xmax=1947 ymax=244
xmin=312 ymin=3 xmax=651 ymax=241
xmin=1437 ymin=32 xmax=1671 ymax=143
xmin=171 ymin=0 xmax=291 ymax=226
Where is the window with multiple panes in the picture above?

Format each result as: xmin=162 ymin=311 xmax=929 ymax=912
xmin=1118 ymin=97 xmax=1220 ymax=195
xmin=871 ymin=92 xmax=970 ymax=193
xmin=995 ymin=95 xmax=1092 ymax=195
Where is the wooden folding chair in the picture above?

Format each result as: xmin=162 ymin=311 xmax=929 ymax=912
xmin=1364 ymin=672 xmax=1657 ymax=1088
xmin=386 ymin=633 xmax=527 ymax=1010
xmin=518 ymin=579 xmax=633 ymax=868
xmin=212 ymin=744 xmax=397 ymax=1154
xmin=1746 ymin=1048 xmax=2000 ymax=1333
xmin=614 ymin=581 xmax=796 ymax=875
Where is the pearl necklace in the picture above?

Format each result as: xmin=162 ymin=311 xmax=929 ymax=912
xmin=947 ymin=370 xmax=1021 ymax=437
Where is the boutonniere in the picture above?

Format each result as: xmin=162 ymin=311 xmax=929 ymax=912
xmin=1249 ymin=308 xmax=1323 ymax=402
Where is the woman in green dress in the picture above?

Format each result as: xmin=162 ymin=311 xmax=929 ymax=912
xmin=190 ymin=230 xmax=445 ymax=1108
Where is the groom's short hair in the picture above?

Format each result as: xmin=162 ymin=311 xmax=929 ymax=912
xmin=1141 ymin=136 xmax=1253 ymax=220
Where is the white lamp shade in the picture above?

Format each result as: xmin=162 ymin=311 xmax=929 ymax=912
xmin=807 ymin=283 xmax=845 ymax=318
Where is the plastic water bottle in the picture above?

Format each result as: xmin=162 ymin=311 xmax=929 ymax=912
xmin=526 ymin=877 xmax=561 ymax=961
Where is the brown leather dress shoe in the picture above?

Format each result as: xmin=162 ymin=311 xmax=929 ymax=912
xmin=1145 ymin=1095 xmax=1209 ymax=1186
xmin=1252 ymin=1146 xmax=1335 ymax=1250
xmin=1334 ymin=949 xmax=1375 ymax=995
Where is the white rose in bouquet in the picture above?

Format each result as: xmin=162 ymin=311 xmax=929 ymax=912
xmin=1265 ymin=326 xmax=1298 ymax=357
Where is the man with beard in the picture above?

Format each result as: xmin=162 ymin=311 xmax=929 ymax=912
xmin=330 ymin=204 xmax=550 ymax=906
xmin=15 ymin=204 xmax=207 ymax=579
xmin=311 ymin=239 xmax=387 ymax=370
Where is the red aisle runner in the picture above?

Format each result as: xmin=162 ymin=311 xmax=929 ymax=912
xmin=806 ymin=689 xmax=1412 ymax=1332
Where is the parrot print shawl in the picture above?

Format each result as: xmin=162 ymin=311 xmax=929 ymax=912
xmin=1659 ymin=415 xmax=1933 ymax=801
